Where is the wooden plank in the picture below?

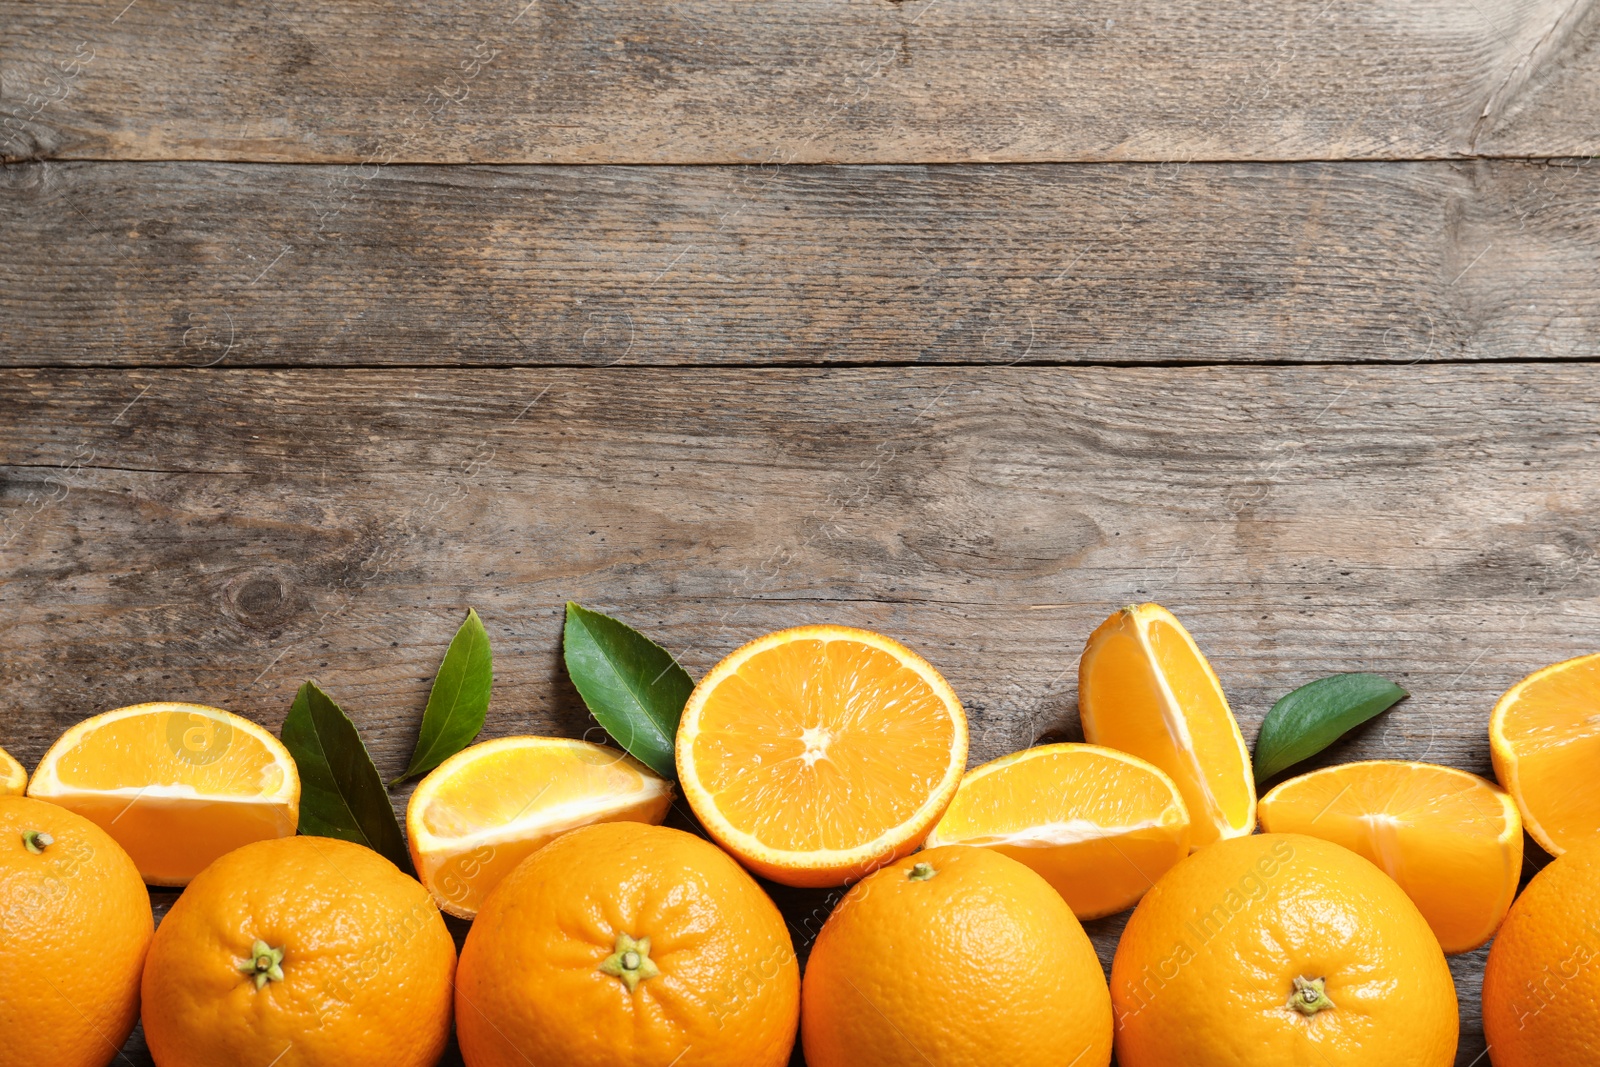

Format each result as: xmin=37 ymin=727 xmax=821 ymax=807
xmin=4 ymin=159 xmax=1597 ymax=367
xmin=1 ymin=0 xmax=1596 ymax=164
xmin=3 ymin=362 xmax=1598 ymax=1064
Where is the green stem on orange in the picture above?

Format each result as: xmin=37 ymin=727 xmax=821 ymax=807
xmin=1288 ymin=976 xmax=1335 ymax=1016
xmin=238 ymin=940 xmax=286 ymax=990
xmin=598 ymin=933 xmax=659 ymax=993
xmin=21 ymin=831 xmax=53 ymax=854
xmin=907 ymin=861 xmax=936 ymax=881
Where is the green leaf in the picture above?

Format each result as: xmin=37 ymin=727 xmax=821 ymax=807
xmin=1253 ymin=672 xmax=1410 ymax=784
xmin=562 ymin=602 xmax=694 ymax=779
xmin=280 ymin=680 xmax=412 ymax=873
xmin=392 ymin=608 xmax=493 ymax=785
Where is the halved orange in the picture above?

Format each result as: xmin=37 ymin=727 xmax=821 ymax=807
xmin=1078 ymin=603 xmax=1255 ymax=848
xmin=1259 ymin=760 xmax=1521 ymax=953
xmin=27 ymin=702 xmax=299 ymax=886
xmin=925 ymin=743 xmax=1190 ymax=919
xmin=0 ymin=745 xmax=25 ymax=795
xmin=676 ymin=625 xmax=968 ymax=887
xmin=406 ymin=735 xmax=673 ymax=918
xmin=1491 ymin=652 xmax=1600 ymax=856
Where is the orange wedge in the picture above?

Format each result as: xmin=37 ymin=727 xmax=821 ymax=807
xmin=27 ymin=702 xmax=299 ymax=886
xmin=1078 ymin=603 xmax=1255 ymax=848
xmin=1259 ymin=760 xmax=1522 ymax=953
xmin=925 ymin=743 xmax=1190 ymax=919
xmin=0 ymin=745 xmax=25 ymax=795
xmin=1490 ymin=652 xmax=1600 ymax=856
xmin=676 ymin=625 xmax=968 ymax=887
xmin=406 ymin=735 xmax=673 ymax=918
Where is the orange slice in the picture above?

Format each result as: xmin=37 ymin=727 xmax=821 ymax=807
xmin=1490 ymin=652 xmax=1600 ymax=856
xmin=27 ymin=702 xmax=299 ymax=886
xmin=676 ymin=625 xmax=968 ymax=887
xmin=1078 ymin=603 xmax=1255 ymax=848
xmin=1259 ymin=760 xmax=1522 ymax=953
xmin=925 ymin=743 xmax=1190 ymax=919
xmin=0 ymin=745 xmax=25 ymax=795
xmin=406 ymin=735 xmax=673 ymax=918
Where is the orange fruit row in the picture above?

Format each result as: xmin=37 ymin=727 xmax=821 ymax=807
xmin=6 ymin=607 xmax=1599 ymax=1067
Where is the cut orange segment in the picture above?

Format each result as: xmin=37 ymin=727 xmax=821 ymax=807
xmin=1491 ymin=652 xmax=1600 ymax=856
xmin=406 ymin=735 xmax=673 ymax=918
xmin=925 ymin=743 xmax=1190 ymax=919
xmin=27 ymin=702 xmax=299 ymax=886
xmin=1259 ymin=760 xmax=1522 ymax=953
xmin=1078 ymin=603 xmax=1255 ymax=848
xmin=676 ymin=625 xmax=968 ymax=888
xmin=0 ymin=745 xmax=25 ymax=795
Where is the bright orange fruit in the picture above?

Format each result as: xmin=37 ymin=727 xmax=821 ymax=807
xmin=1483 ymin=835 xmax=1600 ymax=1067
xmin=0 ymin=744 xmax=25 ymax=795
xmin=406 ymin=735 xmax=673 ymax=918
xmin=1489 ymin=652 xmax=1600 ymax=856
xmin=0 ymin=796 xmax=153 ymax=1067
xmin=141 ymin=835 xmax=456 ymax=1067
xmin=925 ymin=743 xmax=1189 ymax=918
xmin=676 ymin=625 xmax=967 ymax=887
xmin=1258 ymin=760 xmax=1521 ymax=954
xmin=801 ymin=844 xmax=1113 ymax=1067
xmin=456 ymin=821 xmax=800 ymax=1067
xmin=1111 ymin=834 xmax=1458 ymax=1067
xmin=1079 ymin=604 xmax=1256 ymax=847
xmin=27 ymin=702 xmax=299 ymax=885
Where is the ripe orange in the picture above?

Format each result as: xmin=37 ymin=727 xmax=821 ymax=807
xmin=1490 ymin=652 xmax=1600 ymax=856
xmin=0 ymin=744 xmax=25 ymax=795
xmin=1078 ymin=604 xmax=1256 ymax=848
xmin=28 ymin=702 xmax=299 ymax=885
xmin=1483 ymin=835 xmax=1600 ymax=1066
xmin=406 ymin=735 xmax=672 ymax=918
xmin=1111 ymin=833 xmax=1457 ymax=1066
xmin=1259 ymin=760 xmax=1521 ymax=953
xmin=801 ymin=844 xmax=1112 ymax=1067
xmin=0 ymin=795 xmax=153 ymax=1067
xmin=676 ymin=625 xmax=967 ymax=887
xmin=924 ymin=743 xmax=1190 ymax=919
xmin=456 ymin=821 xmax=800 ymax=1067
xmin=141 ymin=835 xmax=456 ymax=1067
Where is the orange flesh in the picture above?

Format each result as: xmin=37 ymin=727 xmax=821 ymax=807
xmin=409 ymin=739 xmax=672 ymax=918
xmin=33 ymin=707 xmax=296 ymax=886
xmin=1259 ymin=761 xmax=1520 ymax=954
xmin=688 ymin=637 xmax=958 ymax=853
xmin=418 ymin=742 xmax=661 ymax=838
xmin=1079 ymin=608 xmax=1254 ymax=847
xmin=41 ymin=794 xmax=294 ymax=886
xmin=50 ymin=710 xmax=292 ymax=797
xmin=0 ymin=747 xmax=24 ymax=795
xmin=928 ymin=745 xmax=1189 ymax=919
xmin=1493 ymin=654 xmax=1600 ymax=854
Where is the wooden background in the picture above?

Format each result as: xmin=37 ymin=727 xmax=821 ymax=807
xmin=4 ymin=1 xmax=1599 ymax=1063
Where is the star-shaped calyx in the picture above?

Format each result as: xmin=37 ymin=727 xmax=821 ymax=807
xmin=1287 ymin=975 xmax=1335 ymax=1017
xmin=238 ymin=940 xmax=286 ymax=990
xmin=598 ymin=932 xmax=660 ymax=993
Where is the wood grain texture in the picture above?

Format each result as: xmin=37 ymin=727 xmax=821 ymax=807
xmin=4 ymin=159 xmax=1598 ymax=367
xmin=4 ymin=363 xmax=1598 ymax=1064
xmin=2 ymin=0 xmax=1597 ymax=165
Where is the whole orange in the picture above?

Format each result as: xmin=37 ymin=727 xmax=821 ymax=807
xmin=1482 ymin=836 xmax=1600 ymax=1065
xmin=140 ymin=836 xmax=456 ymax=1067
xmin=455 ymin=821 xmax=799 ymax=1067
xmin=1111 ymin=833 xmax=1457 ymax=1066
xmin=0 ymin=796 xmax=153 ymax=1067
xmin=801 ymin=844 xmax=1112 ymax=1067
